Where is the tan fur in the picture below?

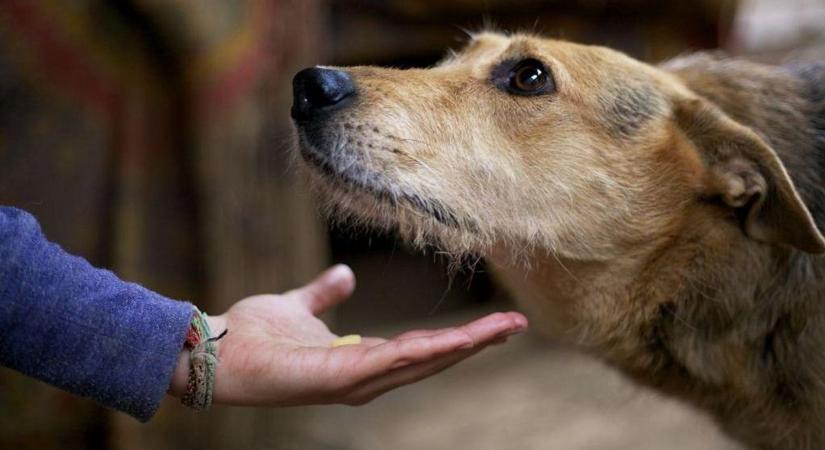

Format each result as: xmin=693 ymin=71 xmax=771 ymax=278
xmin=293 ymin=32 xmax=825 ymax=449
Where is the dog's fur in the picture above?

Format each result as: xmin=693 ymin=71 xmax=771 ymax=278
xmin=293 ymin=32 xmax=825 ymax=449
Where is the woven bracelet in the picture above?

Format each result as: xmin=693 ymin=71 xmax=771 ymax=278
xmin=181 ymin=307 xmax=227 ymax=411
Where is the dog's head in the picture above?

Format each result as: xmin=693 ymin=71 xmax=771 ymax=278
xmin=292 ymin=32 xmax=825 ymax=261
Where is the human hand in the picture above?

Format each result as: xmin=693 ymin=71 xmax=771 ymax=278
xmin=169 ymin=265 xmax=528 ymax=406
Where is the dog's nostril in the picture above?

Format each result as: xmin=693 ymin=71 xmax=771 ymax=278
xmin=291 ymin=67 xmax=355 ymax=121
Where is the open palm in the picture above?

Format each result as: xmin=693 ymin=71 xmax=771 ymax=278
xmin=171 ymin=265 xmax=528 ymax=407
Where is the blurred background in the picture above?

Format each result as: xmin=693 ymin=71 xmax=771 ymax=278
xmin=0 ymin=1 xmax=823 ymax=449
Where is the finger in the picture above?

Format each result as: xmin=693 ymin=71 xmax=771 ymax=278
xmin=289 ymin=264 xmax=356 ymax=315
xmin=448 ymin=311 xmax=528 ymax=345
xmin=358 ymin=337 xmax=387 ymax=347
xmin=350 ymin=312 xmax=526 ymax=377
xmin=357 ymin=329 xmax=474 ymax=377
xmin=390 ymin=312 xmax=527 ymax=343
xmin=345 ymin=345 xmax=487 ymax=405
xmin=392 ymin=327 xmax=456 ymax=341
xmin=343 ymin=325 xmax=523 ymax=404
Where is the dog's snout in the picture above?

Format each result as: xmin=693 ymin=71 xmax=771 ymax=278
xmin=291 ymin=67 xmax=355 ymax=121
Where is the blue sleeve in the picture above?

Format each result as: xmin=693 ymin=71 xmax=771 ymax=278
xmin=0 ymin=207 xmax=194 ymax=422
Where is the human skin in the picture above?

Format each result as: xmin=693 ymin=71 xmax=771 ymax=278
xmin=168 ymin=264 xmax=528 ymax=406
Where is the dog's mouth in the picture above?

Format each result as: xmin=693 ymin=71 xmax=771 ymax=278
xmin=296 ymin=128 xmax=466 ymax=228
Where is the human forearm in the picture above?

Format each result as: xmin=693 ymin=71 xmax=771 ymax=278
xmin=0 ymin=207 xmax=193 ymax=422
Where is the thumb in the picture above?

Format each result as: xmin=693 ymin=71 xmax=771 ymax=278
xmin=290 ymin=264 xmax=356 ymax=315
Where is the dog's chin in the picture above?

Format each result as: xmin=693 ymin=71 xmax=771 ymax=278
xmin=297 ymin=139 xmax=398 ymax=208
xmin=296 ymin=135 xmax=481 ymax=253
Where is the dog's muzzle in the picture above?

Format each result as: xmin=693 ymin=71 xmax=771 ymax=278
xmin=291 ymin=67 xmax=355 ymax=122
xmin=289 ymin=67 xmax=472 ymax=231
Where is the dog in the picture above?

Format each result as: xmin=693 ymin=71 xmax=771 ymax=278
xmin=291 ymin=31 xmax=825 ymax=449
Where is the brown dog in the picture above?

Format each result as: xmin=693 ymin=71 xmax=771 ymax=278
xmin=291 ymin=32 xmax=825 ymax=450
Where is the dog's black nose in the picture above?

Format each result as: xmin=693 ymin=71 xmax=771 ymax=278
xmin=291 ymin=67 xmax=355 ymax=121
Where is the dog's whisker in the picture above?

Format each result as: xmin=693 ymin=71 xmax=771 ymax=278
xmin=396 ymin=137 xmax=427 ymax=145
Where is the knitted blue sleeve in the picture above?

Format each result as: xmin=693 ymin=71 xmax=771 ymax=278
xmin=0 ymin=207 xmax=194 ymax=422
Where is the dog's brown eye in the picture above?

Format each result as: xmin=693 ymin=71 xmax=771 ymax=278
xmin=508 ymin=59 xmax=554 ymax=95
xmin=492 ymin=58 xmax=555 ymax=96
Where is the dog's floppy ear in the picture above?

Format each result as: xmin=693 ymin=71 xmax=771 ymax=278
xmin=673 ymin=97 xmax=825 ymax=254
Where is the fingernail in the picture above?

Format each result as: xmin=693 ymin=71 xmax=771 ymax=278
xmin=328 ymin=265 xmax=355 ymax=294
xmin=330 ymin=264 xmax=352 ymax=281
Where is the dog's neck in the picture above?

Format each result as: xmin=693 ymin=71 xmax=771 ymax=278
xmin=488 ymin=249 xmax=647 ymax=343
xmin=489 ymin=230 xmax=825 ymax=448
xmin=488 ymin=242 xmax=695 ymax=370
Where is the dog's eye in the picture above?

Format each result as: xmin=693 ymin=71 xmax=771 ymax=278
xmin=508 ymin=59 xmax=554 ymax=95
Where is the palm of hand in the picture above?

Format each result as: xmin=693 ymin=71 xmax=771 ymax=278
xmin=191 ymin=265 xmax=527 ymax=407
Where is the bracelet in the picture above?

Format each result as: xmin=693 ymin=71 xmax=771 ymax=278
xmin=181 ymin=307 xmax=228 ymax=411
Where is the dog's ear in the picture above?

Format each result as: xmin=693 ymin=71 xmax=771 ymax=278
xmin=673 ymin=97 xmax=825 ymax=254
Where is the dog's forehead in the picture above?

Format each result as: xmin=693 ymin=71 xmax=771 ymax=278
xmin=460 ymin=32 xmax=512 ymax=59
xmin=441 ymin=33 xmax=590 ymax=78
xmin=443 ymin=32 xmax=544 ymax=67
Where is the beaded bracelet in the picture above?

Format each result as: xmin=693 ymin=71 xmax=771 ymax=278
xmin=181 ymin=307 xmax=227 ymax=410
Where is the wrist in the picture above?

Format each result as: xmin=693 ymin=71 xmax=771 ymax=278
xmin=168 ymin=313 xmax=228 ymax=398
xmin=169 ymin=348 xmax=189 ymax=397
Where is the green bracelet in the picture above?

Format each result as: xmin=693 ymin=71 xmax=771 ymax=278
xmin=181 ymin=307 xmax=227 ymax=410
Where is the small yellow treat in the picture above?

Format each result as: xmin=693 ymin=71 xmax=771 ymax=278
xmin=331 ymin=334 xmax=362 ymax=348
